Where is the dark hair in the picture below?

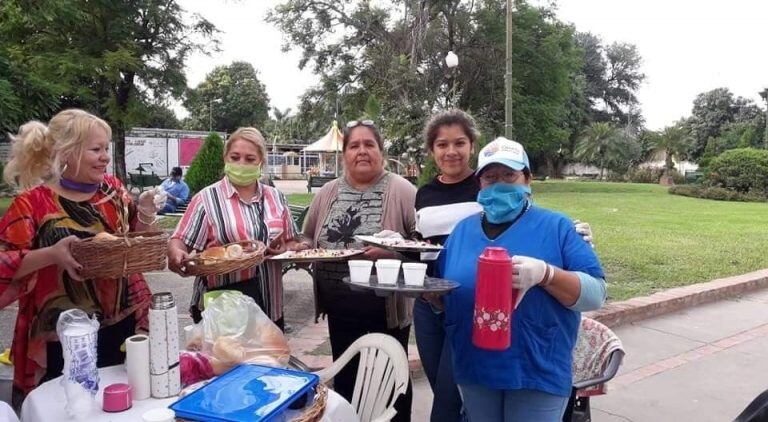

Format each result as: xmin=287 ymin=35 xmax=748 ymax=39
xmin=342 ymin=120 xmax=384 ymax=152
xmin=171 ymin=166 xmax=183 ymax=176
xmin=423 ymin=109 xmax=479 ymax=151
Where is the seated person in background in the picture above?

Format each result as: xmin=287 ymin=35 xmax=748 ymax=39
xmin=159 ymin=166 xmax=190 ymax=214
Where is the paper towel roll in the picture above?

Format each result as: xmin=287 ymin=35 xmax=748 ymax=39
xmin=149 ymin=300 xmax=180 ymax=398
xmin=125 ymin=334 xmax=151 ymax=400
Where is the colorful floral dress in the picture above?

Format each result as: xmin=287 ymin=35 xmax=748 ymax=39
xmin=0 ymin=175 xmax=152 ymax=396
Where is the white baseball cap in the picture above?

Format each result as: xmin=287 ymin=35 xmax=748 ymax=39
xmin=476 ymin=137 xmax=530 ymax=175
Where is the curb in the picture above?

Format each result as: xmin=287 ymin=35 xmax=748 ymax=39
xmin=585 ymin=269 xmax=768 ymax=327
xmin=290 ymin=269 xmax=768 ymax=373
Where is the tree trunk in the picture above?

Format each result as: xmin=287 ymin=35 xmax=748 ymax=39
xmin=112 ymin=72 xmax=135 ymax=184
xmin=664 ymin=151 xmax=674 ymax=176
xmin=114 ymin=125 xmax=127 ymax=183
xmin=599 ymin=158 xmax=605 ymax=180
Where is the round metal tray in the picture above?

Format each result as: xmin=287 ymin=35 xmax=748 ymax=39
xmin=342 ymin=275 xmax=460 ymax=298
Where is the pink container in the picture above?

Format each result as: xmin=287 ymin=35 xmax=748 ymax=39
xmin=103 ymin=383 xmax=132 ymax=412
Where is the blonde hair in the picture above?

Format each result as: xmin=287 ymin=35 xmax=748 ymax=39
xmin=225 ymin=127 xmax=268 ymax=169
xmin=3 ymin=109 xmax=112 ymax=189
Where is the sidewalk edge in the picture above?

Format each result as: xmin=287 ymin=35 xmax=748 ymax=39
xmin=585 ymin=269 xmax=768 ymax=327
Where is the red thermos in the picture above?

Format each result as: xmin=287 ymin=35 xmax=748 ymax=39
xmin=472 ymin=247 xmax=518 ymax=351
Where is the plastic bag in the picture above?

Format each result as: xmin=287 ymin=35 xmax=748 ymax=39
xmin=56 ymin=309 xmax=100 ymax=419
xmin=201 ymin=292 xmax=290 ymax=374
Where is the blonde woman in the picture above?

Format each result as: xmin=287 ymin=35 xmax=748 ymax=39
xmin=0 ymin=109 xmax=164 ymax=406
xmin=168 ymin=127 xmax=309 ymax=329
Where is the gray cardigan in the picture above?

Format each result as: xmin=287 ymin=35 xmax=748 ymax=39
xmin=303 ymin=172 xmax=417 ymax=328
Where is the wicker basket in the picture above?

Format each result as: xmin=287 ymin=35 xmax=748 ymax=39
xmin=183 ymin=240 xmax=266 ymax=277
xmin=71 ymin=231 xmax=169 ymax=279
xmin=292 ymin=383 xmax=329 ymax=422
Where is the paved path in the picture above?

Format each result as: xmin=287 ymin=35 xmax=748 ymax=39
xmin=590 ymin=288 xmax=768 ymax=421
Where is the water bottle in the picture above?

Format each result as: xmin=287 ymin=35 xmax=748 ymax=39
xmin=149 ymin=292 xmax=181 ymax=398
xmin=56 ymin=309 xmax=100 ymax=419
xmin=472 ymin=247 xmax=518 ymax=351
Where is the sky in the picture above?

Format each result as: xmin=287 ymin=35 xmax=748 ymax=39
xmin=178 ymin=0 xmax=768 ymax=130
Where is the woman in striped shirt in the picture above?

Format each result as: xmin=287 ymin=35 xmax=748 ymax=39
xmin=167 ymin=127 xmax=310 ymax=329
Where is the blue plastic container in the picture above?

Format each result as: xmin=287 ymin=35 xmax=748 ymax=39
xmin=170 ymin=364 xmax=319 ymax=421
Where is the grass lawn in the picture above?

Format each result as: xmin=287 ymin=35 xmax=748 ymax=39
xmin=3 ymin=182 xmax=767 ymax=302
xmin=286 ymin=193 xmax=315 ymax=207
xmin=532 ymin=181 xmax=768 ymax=300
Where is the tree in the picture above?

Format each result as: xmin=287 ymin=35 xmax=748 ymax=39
xmin=269 ymin=107 xmax=294 ymax=143
xmin=136 ymin=102 xmax=181 ymax=129
xmin=184 ymin=132 xmax=225 ymax=194
xmin=574 ymin=122 xmax=625 ymax=179
xmin=184 ymin=62 xmax=271 ymax=133
xmin=656 ymin=123 xmax=693 ymax=176
xmin=0 ymin=50 xmax=62 ymax=138
xmin=0 ymin=0 xmax=218 ymax=181
xmin=760 ymin=88 xmax=768 ymax=147
xmin=573 ymin=33 xmax=645 ymax=127
xmin=686 ymin=88 xmax=766 ymax=162
xmin=268 ymin=0 xmax=582 ymax=172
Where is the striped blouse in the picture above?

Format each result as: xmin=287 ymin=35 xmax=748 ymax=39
xmin=171 ymin=177 xmax=299 ymax=320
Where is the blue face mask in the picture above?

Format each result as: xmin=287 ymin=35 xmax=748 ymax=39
xmin=477 ymin=183 xmax=531 ymax=224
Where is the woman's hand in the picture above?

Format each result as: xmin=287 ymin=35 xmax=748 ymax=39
xmin=362 ymin=246 xmax=398 ymax=260
xmin=267 ymin=231 xmax=287 ymax=255
xmin=511 ymin=255 xmax=551 ymax=308
xmin=51 ymin=235 xmax=84 ymax=281
xmin=574 ymin=220 xmax=594 ymax=247
xmin=168 ymin=240 xmax=191 ymax=275
xmin=422 ymin=292 xmax=444 ymax=311
xmin=138 ymin=188 xmax=166 ymax=213
xmin=285 ymin=239 xmax=311 ymax=252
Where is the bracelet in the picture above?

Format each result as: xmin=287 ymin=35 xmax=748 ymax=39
xmin=541 ymin=264 xmax=556 ymax=287
xmin=138 ymin=206 xmax=156 ymax=216
xmin=136 ymin=211 xmax=158 ymax=226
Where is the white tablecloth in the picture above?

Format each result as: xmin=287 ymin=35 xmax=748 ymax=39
xmin=21 ymin=365 xmax=358 ymax=422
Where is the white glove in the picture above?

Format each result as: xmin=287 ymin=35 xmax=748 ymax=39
xmin=511 ymin=255 xmax=550 ymax=309
xmin=574 ymin=220 xmax=594 ymax=247
xmin=373 ymin=230 xmax=404 ymax=240
xmin=138 ymin=188 xmax=166 ymax=214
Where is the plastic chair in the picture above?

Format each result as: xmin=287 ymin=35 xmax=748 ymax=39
xmin=563 ymin=317 xmax=625 ymax=422
xmin=313 ymin=333 xmax=409 ymax=422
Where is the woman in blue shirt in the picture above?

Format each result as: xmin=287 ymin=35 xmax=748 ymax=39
xmin=438 ymin=137 xmax=607 ymax=421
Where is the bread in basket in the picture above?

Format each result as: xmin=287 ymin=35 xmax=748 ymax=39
xmin=71 ymin=231 xmax=169 ymax=279
xmin=182 ymin=240 xmax=267 ymax=277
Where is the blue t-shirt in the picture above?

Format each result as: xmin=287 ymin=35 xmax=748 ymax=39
xmin=438 ymin=206 xmax=604 ymax=397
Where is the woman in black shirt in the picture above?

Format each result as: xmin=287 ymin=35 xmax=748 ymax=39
xmin=414 ymin=109 xmax=481 ymax=422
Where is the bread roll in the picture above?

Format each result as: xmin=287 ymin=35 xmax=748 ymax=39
xmin=200 ymin=246 xmax=226 ymax=259
xmin=225 ymin=244 xmax=244 ymax=259
xmin=212 ymin=336 xmax=246 ymax=364
xmin=94 ymin=232 xmax=118 ymax=241
xmin=260 ymin=326 xmax=289 ymax=351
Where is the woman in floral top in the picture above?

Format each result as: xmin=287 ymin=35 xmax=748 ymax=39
xmin=0 ymin=109 xmax=164 ymax=407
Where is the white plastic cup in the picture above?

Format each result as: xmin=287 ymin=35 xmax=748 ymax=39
xmin=348 ymin=260 xmax=374 ymax=283
xmin=375 ymin=259 xmax=402 ymax=285
xmin=402 ymin=263 xmax=428 ymax=286
xmin=142 ymin=408 xmax=175 ymax=422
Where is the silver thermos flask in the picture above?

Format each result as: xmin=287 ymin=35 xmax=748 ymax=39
xmin=149 ymin=292 xmax=181 ymax=398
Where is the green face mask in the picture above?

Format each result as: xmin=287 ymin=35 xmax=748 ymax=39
xmin=224 ymin=162 xmax=262 ymax=186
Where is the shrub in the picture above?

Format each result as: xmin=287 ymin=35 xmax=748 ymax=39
xmin=707 ymin=148 xmax=768 ymax=194
xmin=185 ymin=133 xmax=225 ymax=194
xmin=626 ymin=168 xmax=684 ymax=184
xmin=668 ymin=185 xmax=768 ymax=202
